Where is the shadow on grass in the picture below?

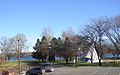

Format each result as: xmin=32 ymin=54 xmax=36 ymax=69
xmin=23 ymin=60 xmax=120 ymax=69
xmin=65 ymin=62 xmax=120 ymax=67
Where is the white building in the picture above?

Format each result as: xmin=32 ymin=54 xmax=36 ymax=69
xmin=82 ymin=47 xmax=100 ymax=62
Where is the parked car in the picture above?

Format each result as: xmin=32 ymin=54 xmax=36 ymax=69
xmin=21 ymin=71 xmax=26 ymax=75
xmin=41 ymin=63 xmax=54 ymax=72
xmin=45 ymin=66 xmax=54 ymax=72
xmin=26 ymin=67 xmax=45 ymax=75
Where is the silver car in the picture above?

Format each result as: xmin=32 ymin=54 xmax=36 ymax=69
xmin=26 ymin=67 xmax=45 ymax=75
xmin=42 ymin=63 xmax=54 ymax=72
xmin=45 ymin=66 xmax=54 ymax=72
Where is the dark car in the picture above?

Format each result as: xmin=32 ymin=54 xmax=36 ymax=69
xmin=26 ymin=67 xmax=45 ymax=75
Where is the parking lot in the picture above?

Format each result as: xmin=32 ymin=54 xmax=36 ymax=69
xmin=43 ymin=65 xmax=120 ymax=75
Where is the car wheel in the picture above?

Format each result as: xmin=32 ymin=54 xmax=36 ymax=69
xmin=37 ymin=72 xmax=42 ymax=75
xmin=26 ymin=72 xmax=30 ymax=75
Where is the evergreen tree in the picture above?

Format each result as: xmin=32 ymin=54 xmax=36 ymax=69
xmin=32 ymin=36 xmax=49 ymax=62
xmin=48 ymin=37 xmax=58 ymax=62
xmin=56 ymin=37 xmax=64 ymax=58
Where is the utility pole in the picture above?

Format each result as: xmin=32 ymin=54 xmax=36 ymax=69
xmin=18 ymin=39 xmax=21 ymax=75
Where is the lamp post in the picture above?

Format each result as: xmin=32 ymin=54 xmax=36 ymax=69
xmin=18 ymin=39 xmax=21 ymax=75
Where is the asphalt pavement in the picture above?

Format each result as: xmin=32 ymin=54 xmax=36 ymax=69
xmin=43 ymin=66 xmax=120 ymax=75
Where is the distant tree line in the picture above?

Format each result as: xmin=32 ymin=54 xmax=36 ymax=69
xmin=32 ymin=15 xmax=120 ymax=66
xmin=32 ymin=27 xmax=91 ymax=64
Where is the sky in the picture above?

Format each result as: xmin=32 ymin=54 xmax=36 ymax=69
xmin=0 ymin=0 xmax=120 ymax=52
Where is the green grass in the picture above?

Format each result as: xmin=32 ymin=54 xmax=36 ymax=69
xmin=101 ymin=62 xmax=120 ymax=67
xmin=1 ymin=59 xmax=119 ymax=71
xmin=0 ymin=61 xmax=25 ymax=70
xmin=103 ymin=58 xmax=120 ymax=60
xmin=65 ymin=62 xmax=120 ymax=67
xmin=26 ymin=59 xmax=120 ymax=67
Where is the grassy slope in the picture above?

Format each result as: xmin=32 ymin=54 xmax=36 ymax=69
xmin=0 ymin=61 xmax=25 ymax=70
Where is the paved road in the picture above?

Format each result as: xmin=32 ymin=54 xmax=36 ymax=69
xmin=43 ymin=65 xmax=120 ymax=75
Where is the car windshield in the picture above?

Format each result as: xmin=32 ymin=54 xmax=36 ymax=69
xmin=32 ymin=68 xmax=42 ymax=70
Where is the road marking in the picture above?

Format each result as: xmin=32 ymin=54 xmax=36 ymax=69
xmin=119 ymin=72 xmax=120 ymax=75
xmin=90 ymin=71 xmax=98 ymax=75
xmin=103 ymin=70 xmax=109 ymax=75
xmin=103 ymin=67 xmax=111 ymax=75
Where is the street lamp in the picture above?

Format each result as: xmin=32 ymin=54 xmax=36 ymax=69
xmin=17 ymin=39 xmax=21 ymax=75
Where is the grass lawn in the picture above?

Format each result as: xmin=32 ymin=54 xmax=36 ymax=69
xmin=0 ymin=61 xmax=25 ymax=70
xmin=1 ymin=59 xmax=120 ymax=71
xmin=64 ymin=62 xmax=120 ymax=67
xmin=22 ymin=59 xmax=120 ymax=67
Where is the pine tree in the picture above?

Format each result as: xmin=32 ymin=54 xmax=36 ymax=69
xmin=48 ymin=37 xmax=58 ymax=62
xmin=32 ymin=36 xmax=49 ymax=62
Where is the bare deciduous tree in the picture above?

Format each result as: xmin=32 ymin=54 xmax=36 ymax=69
xmin=0 ymin=37 xmax=11 ymax=60
xmin=0 ymin=33 xmax=27 ymax=60
xmin=105 ymin=16 xmax=120 ymax=66
xmin=14 ymin=33 xmax=27 ymax=51
xmin=62 ymin=27 xmax=75 ymax=40
xmin=82 ymin=17 xmax=110 ymax=66
xmin=42 ymin=26 xmax=53 ymax=43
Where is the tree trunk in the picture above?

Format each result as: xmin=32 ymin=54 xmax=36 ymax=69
xmin=113 ymin=56 xmax=116 ymax=66
xmin=94 ymin=45 xmax=101 ymax=66
xmin=91 ymin=52 xmax=93 ymax=65
xmin=65 ymin=57 xmax=69 ymax=64
xmin=99 ymin=58 xmax=102 ymax=66
xmin=42 ymin=58 xmax=45 ymax=62
xmin=117 ymin=53 xmax=119 ymax=59
xmin=75 ymin=56 xmax=78 ymax=63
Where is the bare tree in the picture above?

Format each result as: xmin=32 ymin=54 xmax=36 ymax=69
xmin=14 ymin=33 xmax=27 ymax=52
xmin=59 ymin=37 xmax=77 ymax=64
xmin=62 ymin=28 xmax=80 ymax=63
xmin=104 ymin=16 xmax=120 ymax=66
xmin=0 ymin=33 xmax=27 ymax=60
xmin=82 ymin=17 xmax=110 ymax=66
xmin=0 ymin=37 xmax=11 ymax=60
xmin=62 ymin=27 xmax=75 ymax=40
xmin=82 ymin=25 xmax=98 ymax=65
xmin=42 ymin=26 xmax=53 ymax=43
xmin=112 ymin=16 xmax=120 ymax=58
